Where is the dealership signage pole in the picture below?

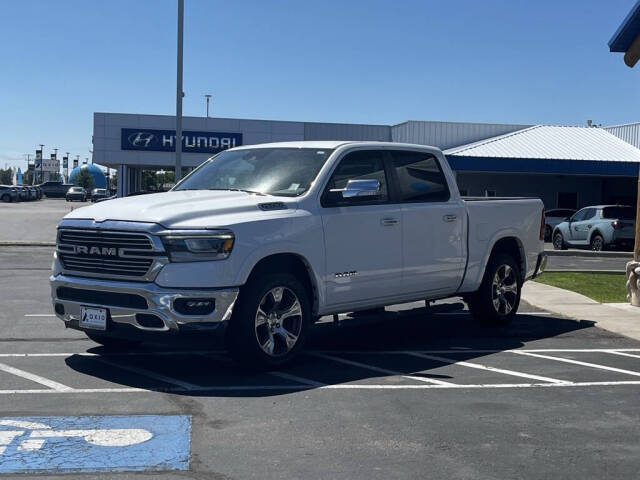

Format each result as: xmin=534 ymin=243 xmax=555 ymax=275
xmin=175 ymin=0 xmax=184 ymax=182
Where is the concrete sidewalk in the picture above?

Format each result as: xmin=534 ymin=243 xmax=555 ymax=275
xmin=522 ymin=281 xmax=640 ymax=341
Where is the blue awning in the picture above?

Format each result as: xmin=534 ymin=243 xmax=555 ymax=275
xmin=609 ymin=0 xmax=640 ymax=52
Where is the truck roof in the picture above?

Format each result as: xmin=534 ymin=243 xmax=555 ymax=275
xmin=230 ymin=140 xmax=441 ymax=151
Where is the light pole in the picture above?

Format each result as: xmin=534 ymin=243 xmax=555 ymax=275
xmin=175 ymin=0 xmax=184 ymax=182
xmin=205 ymin=94 xmax=212 ymax=117
xmin=39 ymin=144 xmax=44 ymax=184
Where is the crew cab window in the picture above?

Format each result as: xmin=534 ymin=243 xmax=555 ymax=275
xmin=389 ymin=150 xmax=450 ymax=202
xmin=322 ymin=150 xmax=388 ymax=207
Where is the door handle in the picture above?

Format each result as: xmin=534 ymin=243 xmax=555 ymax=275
xmin=381 ymin=217 xmax=399 ymax=226
xmin=443 ymin=214 xmax=457 ymax=222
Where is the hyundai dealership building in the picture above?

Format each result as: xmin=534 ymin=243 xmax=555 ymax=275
xmin=93 ymin=112 xmax=640 ymax=209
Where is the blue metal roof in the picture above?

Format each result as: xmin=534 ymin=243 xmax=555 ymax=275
xmin=609 ymin=0 xmax=640 ymax=52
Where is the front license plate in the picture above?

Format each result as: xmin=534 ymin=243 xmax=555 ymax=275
xmin=80 ymin=306 xmax=107 ymax=330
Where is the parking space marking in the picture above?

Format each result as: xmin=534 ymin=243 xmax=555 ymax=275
xmin=0 ymin=362 xmax=73 ymax=392
xmin=201 ymin=352 xmax=327 ymax=387
xmin=606 ymin=350 xmax=640 ymax=360
xmin=23 ymin=314 xmax=55 ymax=317
xmin=0 ymin=415 xmax=190 ymax=474
xmin=308 ymin=352 xmax=457 ymax=386
xmin=405 ymin=352 xmax=569 ymax=384
xmin=512 ymin=351 xmax=640 ymax=378
xmin=93 ymin=357 xmax=202 ymax=391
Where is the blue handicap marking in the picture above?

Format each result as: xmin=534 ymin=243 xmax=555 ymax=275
xmin=0 ymin=415 xmax=190 ymax=474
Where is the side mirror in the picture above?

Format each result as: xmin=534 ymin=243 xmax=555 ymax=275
xmin=330 ymin=179 xmax=381 ymax=199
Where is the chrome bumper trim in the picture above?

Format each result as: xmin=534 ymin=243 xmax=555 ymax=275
xmin=50 ymin=274 xmax=239 ymax=332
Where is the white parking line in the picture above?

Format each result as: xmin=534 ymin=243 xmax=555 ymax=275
xmin=0 ymin=362 xmax=73 ymax=392
xmin=605 ymin=350 xmax=640 ymax=360
xmin=308 ymin=352 xmax=457 ymax=386
xmin=1 ymin=380 xmax=640 ymax=394
xmin=92 ymin=357 xmax=202 ymax=391
xmin=200 ymin=352 xmax=326 ymax=387
xmin=512 ymin=351 xmax=640 ymax=378
xmin=23 ymin=314 xmax=56 ymax=317
xmin=405 ymin=352 xmax=568 ymax=384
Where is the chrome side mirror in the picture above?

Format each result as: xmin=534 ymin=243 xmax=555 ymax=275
xmin=330 ymin=179 xmax=381 ymax=199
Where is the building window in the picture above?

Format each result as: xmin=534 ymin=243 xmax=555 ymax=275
xmin=484 ymin=190 xmax=496 ymax=197
xmin=557 ymin=192 xmax=578 ymax=210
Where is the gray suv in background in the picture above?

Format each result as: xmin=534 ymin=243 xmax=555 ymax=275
xmin=552 ymin=205 xmax=636 ymax=251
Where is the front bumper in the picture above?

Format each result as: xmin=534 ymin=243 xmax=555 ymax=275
xmin=50 ymin=274 xmax=239 ymax=335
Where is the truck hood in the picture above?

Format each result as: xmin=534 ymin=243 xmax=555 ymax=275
xmin=63 ymin=190 xmax=297 ymax=228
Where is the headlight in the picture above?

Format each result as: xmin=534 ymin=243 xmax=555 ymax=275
xmin=160 ymin=230 xmax=234 ymax=262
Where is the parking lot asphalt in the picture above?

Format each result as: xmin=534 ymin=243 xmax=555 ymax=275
xmin=1 ymin=247 xmax=640 ymax=478
xmin=0 ymin=198 xmax=90 ymax=243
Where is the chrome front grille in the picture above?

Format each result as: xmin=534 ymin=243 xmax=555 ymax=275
xmin=57 ymin=228 xmax=165 ymax=280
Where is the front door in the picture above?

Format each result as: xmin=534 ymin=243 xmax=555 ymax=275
xmin=320 ymin=149 xmax=403 ymax=308
xmin=569 ymin=208 xmax=595 ymax=242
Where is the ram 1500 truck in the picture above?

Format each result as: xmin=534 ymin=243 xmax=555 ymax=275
xmin=51 ymin=141 xmax=547 ymax=368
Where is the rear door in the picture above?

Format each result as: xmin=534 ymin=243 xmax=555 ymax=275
xmin=388 ymin=150 xmax=465 ymax=296
xmin=320 ymin=149 xmax=403 ymax=307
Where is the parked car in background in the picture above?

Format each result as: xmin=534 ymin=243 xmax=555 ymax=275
xmin=0 ymin=185 xmax=19 ymax=202
xmin=35 ymin=186 xmax=43 ymax=199
xmin=543 ymin=208 xmax=575 ymax=241
xmin=27 ymin=186 xmax=38 ymax=200
xmin=38 ymin=181 xmax=76 ymax=198
xmin=15 ymin=186 xmax=29 ymax=201
xmin=552 ymin=205 xmax=636 ymax=251
xmin=90 ymin=188 xmax=109 ymax=202
xmin=65 ymin=186 xmax=87 ymax=202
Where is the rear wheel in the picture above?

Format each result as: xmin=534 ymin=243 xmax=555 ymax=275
xmin=552 ymin=231 xmax=567 ymax=250
xmin=85 ymin=332 xmax=141 ymax=350
xmin=226 ymin=272 xmax=310 ymax=369
xmin=467 ymin=253 xmax=521 ymax=326
xmin=590 ymin=234 xmax=605 ymax=251
xmin=544 ymin=225 xmax=551 ymax=241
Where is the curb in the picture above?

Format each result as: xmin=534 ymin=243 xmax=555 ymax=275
xmin=544 ymin=269 xmax=625 ymax=274
xmin=545 ymin=249 xmax=632 ymax=259
xmin=0 ymin=242 xmax=56 ymax=247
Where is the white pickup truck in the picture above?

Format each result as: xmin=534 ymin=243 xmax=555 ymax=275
xmin=51 ymin=141 xmax=546 ymax=368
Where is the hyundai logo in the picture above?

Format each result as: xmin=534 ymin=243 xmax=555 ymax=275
xmin=127 ymin=132 xmax=155 ymax=148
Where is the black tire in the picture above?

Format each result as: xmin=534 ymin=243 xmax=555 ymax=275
xmin=85 ymin=332 xmax=141 ymax=350
xmin=226 ymin=272 xmax=310 ymax=369
xmin=590 ymin=234 xmax=605 ymax=251
xmin=467 ymin=253 xmax=521 ymax=326
xmin=552 ymin=231 xmax=567 ymax=250
xmin=544 ymin=225 xmax=551 ymax=242
xmin=1 ymin=194 xmax=10 ymax=203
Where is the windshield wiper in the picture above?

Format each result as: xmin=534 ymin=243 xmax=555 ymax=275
xmin=207 ymin=188 xmax=270 ymax=196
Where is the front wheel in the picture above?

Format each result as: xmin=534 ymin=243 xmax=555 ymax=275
xmin=226 ymin=273 xmax=310 ymax=369
xmin=553 ymin=231 xmax=567 ymax=250
xmin=467 ymin=253 xmax=521 ymax=326
xmin=1 ymin=194 xmax=10 ymax=203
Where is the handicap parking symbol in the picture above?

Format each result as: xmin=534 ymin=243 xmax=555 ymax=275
xmin=0 ymin=415 xmax=190 ymax=474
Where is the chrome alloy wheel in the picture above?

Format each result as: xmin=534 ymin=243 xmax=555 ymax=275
xmin=254 ymin=286 xmax=303 ymax=357
xmin=491 ymin=264 xmax=518 ymax=315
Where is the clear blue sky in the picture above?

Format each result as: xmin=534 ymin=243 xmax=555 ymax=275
xmin=1 ymin=0 xmax=640 ymax=170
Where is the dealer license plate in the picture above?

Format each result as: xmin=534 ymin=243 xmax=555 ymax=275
xmin=80 ymin=306 xmax=107 ymax=330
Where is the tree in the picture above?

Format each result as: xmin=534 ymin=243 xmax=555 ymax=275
xmin=74 ymin=168 xmax=94 ymax=190
xmin=0 ymin=168 xmax=12 ymax=185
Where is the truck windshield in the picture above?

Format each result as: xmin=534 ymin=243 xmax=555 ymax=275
xmin=173 ymin=147 xmax=334 ymax=197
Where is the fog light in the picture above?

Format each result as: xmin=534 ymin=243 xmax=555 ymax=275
xmin=54 ymin=303 xmax=65 ymax=315
xmin=174 ymin=298 xmax=216 ymax=316
xmin=135 ymin=313 xmax=165 ymax=329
